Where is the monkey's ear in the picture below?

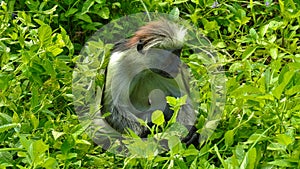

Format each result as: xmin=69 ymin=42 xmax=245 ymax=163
xmin=137 ymin=40 xmax=144 ymax=54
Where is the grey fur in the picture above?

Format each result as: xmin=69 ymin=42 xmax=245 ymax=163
xmin=101 ymin=20 xmax=195 ymax=137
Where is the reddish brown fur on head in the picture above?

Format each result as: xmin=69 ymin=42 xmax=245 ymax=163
xmin=126 ymin=19 xmax=186 ymax=50
xmin=127 ymin=20 xmax=162 ymax=47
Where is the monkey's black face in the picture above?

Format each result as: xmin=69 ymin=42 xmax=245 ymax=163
xmin=141 ymin=48 xmax=182 ymax=79
xmin=149 ymin=48 xmax=182 ymax=79
xmin=135 ymin=37 xmax=183 ymax=79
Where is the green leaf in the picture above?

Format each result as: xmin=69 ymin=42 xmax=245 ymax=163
xmin=0 ymin=151 xmax=13 ymax=165
xmin=268 ymin=159 xmax=295 ymax=167
xmin=269 ymin=47 xmax=278 ymax=59
xmin=203 ymin=19 xmax=220 ymax=32
xmin=38 ymin=24 xmax=52 ymax=46
xmin=46 ymin=46 xmax=63 ymax=56
xmin=174 ymin=157 xmax=188 ymax=169
xmin=245 ymin=133 xmax=267 ymax=144
xmin=268 ymin=20 xmax=284 ymax=30
xmin=25 ymin=0 xmax=39 ymax=11
xmin=249 ymin=28 xmax=258 ymax=40
xmin=173 ymin=0 xmax=188 ymax=4
xmin=285 ymin=85 xmax=300 ymax=96
xmin=30 ymin=114 xmax=39 ymax=130
xmin=65 ymin=0 xmax=75 ymax=5
xmin=272 ymin=69 xmax=295 ymax=99
xmin=16 ymin=165 xmax=27 ymax=169
xmin=19 ymin=135 xmax=31 ymax=151
xmin=61 ymin=135 xmax=75 ymax=155
xmin=240 ymin=17 xmax=251 ymax=25
xmin=42 ymin=5 xmax=57 ymax=14
xmin=30 ymin=86 xmax=40 ymax=110
xmin=162 ymin=122 xmax=188 ymax=140
xmin=166 ymin=96 xmax=177 ymax=107
xmin=190 ymin=156 xmax=198 ymax=169
xmin=95 ymin=0 xmax=106 ymax=4
xmin=212 ymin=40 xmax=227 ymax=49
xmin=191 ymin=0 xmax=199 ymax=4
xmin=126 ymin=138 xmax=157 ymax=158
xmin=29 ymin=140 xmax=49 ymax=164
xmin=151 ymin=110 xmax=165 ymax=126
xmin=264 ymin=68 xmax=271 ymax=92
xmin=276 ymin=134 xmax=293 ymax=146
xmin=267 ymin=142 xmax=286 ymax=151
xmin=112 ymin=2 xmax=121 ymax=8
xmin=0 ymin=123 xmax=19 ymax=133
xmin=82 ymin=0 xmax=95 ymax=14
xmin=242 ymin=46 xmax=257 ymax=60
xmin=244 ymin=148 xmax=256 ymax=169
xmin=33 ymin=18 xmax=45 ymax=26
xmin=178 ymin=95 xmax=187 ymax=106
xmin=75 ymin=139 xmax=91 ymax=145
xmin=98 ymin=7 xmax=110 ymax=19
xmin=52 ymin=130 xmax=65 ymax=140
xmin=60 ymin=26 xmax=74 ymax=56
xmin=65 ymin=8 xmax=78 ymax=17
xmin=0 ymin=112 xmax=12 ymax=123
xmin=0 ymin=73 xmax=12 ymax=91
xmin=183 ymin=148 xmax=199 ymax=156
xmin=126 ymin=128 xmax=141 ymax=139
xmin=71 ymin=122 xmax=90 ymax=138
xmin=168 ymin=135 xmax=182 ymax=154
xmin=43 ymin=157 xmax=58 ymax=169
xmin=42 ymin=59 xmax=56 ymax=77
xmin=259 ymin=24 xmax=269 ymax=37
xmin=12 ymin=112 xmax=20 ymax=123
xmin=224 ymin=130 xmax=234 ymax=147
xmin=76 ymin=13 xmax=93 ymax=23
xmin=247 ymin=148 xmax=257 ymax=169
xmin=169 ymin=7 xmax=180 ymax=20
xmin=214 ymin=144 xmax=227 ymax=168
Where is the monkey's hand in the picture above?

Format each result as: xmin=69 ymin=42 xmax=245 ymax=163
xmin=181 ymin=125 xmax=199 ymax=148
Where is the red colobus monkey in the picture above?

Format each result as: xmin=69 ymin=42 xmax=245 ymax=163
xmin=101 ymin=19 xmax=199 ymax=147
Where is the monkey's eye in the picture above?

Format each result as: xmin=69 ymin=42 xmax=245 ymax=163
xmin=137 ymin=40 xmax=144 ymax=53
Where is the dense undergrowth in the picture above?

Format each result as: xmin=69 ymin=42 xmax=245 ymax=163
xmin=0 ymin=0 xmax=299 ymax=168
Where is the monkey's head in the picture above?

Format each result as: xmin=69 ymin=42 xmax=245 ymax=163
xmin=126 ymin=19 xmax=187 ymax=55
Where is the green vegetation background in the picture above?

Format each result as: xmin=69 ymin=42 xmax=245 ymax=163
xmin=0 ymin=0 xmax=299 ymax=168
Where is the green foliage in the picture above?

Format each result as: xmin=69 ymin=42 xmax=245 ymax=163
xmin=0 ymin=0 xmax=300 ymax=168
